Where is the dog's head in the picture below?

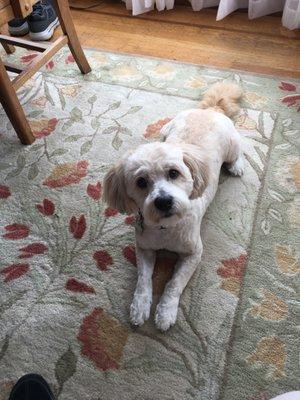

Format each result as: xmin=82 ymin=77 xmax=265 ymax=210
xmin=103 ymin=142 xmax=209 ymax=227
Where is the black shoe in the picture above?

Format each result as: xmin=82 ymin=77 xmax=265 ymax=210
xmin=28 ymin=0 xmax=60 ymax=41
xmin=9 ymin=374 xmax=54 ymax=400
xmin=8 ymin=18 xmax=29 ymax=36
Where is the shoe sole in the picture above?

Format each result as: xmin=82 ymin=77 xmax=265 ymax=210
xmin=9 ymin=374 xmax=55 ymax=400
xmin=8 ymin=21 xmax=29 ymax=36
xmin=29 ymin=17 xmax=59 ymax=41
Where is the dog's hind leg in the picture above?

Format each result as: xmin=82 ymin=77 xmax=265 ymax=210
xmin=225 ymin=129 xmax=245 ymax=177
xmin=227 ymin=155 xmax=245 ymax=176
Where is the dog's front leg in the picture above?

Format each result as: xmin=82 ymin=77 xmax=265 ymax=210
xmin=130 ymin=247 xmax=156 ymax=326
xmin=155 ymin=243 xmax=203 ymax=331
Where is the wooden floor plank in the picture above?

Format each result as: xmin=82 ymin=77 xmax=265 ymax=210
xmin=8 ymin=0 xmax=299 ymax=78
xmin=67 ymin=7 xmax=300 ymax=77
xmin=72 ymin=1 xmax=300 ymax=39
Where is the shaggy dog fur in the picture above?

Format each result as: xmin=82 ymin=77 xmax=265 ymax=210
xmin=103 ymin=81 xmax=244 ymax=331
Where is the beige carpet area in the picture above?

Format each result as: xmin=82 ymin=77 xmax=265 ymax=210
xmin=0 ymin=47 xmax=299 ymax=400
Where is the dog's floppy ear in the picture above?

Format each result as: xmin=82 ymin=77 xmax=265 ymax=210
xmin=103 ymin=162 xmax=137 ymax=214
xmin=181 ymin=145 xmax=209 ymax=199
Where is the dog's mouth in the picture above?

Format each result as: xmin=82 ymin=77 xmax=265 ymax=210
xmin=143 ymin=200 xmax=186 ymax=226
xmin=159 ymin=209 xmax=182 ymax=221
xmin=163 ymin=211 xmax=174 ymax=218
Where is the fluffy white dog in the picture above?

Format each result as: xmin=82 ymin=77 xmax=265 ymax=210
xmin=103 ymin=82 xmax=244 ymax=331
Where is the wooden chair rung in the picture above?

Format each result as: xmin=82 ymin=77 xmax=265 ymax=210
xmin=12 ymin=35 xmax=68 ymax=90
xmin=0 ymin=34 xmax=49 ymax=51
xmin=4 ymin=60 xmax=23 ymax=73
xmin=0 ymin=0 xmax=91 ymax=145
xmin=0 ymin=27 xmax=15 ymax=53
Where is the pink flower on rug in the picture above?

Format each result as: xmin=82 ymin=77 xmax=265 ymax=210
xmin=279 ymin=81 xmax=300 ymax=112
xmin=18 ymin=243 xmax=48 ymax=259
xmin=65 ymin=278 xmax=95 ymax=294
xmin=69 ymin=215 xmax=86 ymax=239
xmin=125 ymin=215 xmax=135 ymax=225
xmin=217 ymin=253 xmax=247 ymax=297
xmin=1 ymin=263 xmax=29 ymax=282
xmin=217 ymin=254 xmax=247 ymax=279
xmin=29 ymin=118 xmax=58 ymax=139
xmin=0 ymin=381 xmax=15 ymax=400
xmin=36 ymin=199 xmax=55 ymax=216
xmin=279 ymin=81 xmax=296 ymax=92
xmin=87 ymin=182 xmax=102 ymax=200
xmin=248 ymin=393 xmax=268 ymax=400
xmin=93 ymin=250 xmax=113 ymax=271
xmin=152 ymin=257 xmax=175 ymax=295
xmin=0 ymin=185 xmax=11 ymax=199
xmin=77 ymin=307 xmax=129 ymax=371
xmin=104 ymin=207 xmax=118 ymax=217
xmin=144 ymin=118 xmax=172 ymax=139
xmin=3 ymin=224 xmax=29 ymax=240
xmin=46 ymin=60 xmax=54 ymax=70
xmin=21 ymin=53 xmax=38 ymax=63
xmin=281 ymin=95 xmax=300 ymax=109
xmin=65 ymin=54 xmax=75 ymax=64
xmin=43 ymin=160 xmax=88 ymax=188
xmin=123 ymin=245 xmax=136 ymax=266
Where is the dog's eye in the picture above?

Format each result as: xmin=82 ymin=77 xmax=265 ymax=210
xmin=136 ymin=177 xmax=148 ymax=189
xmin=169 ymin=169 xmax=180 ymax=180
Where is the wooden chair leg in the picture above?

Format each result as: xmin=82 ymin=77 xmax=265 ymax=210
xmin=0 ymin=29 xmax=15 ymax=54
xmin=0 ymin=58 xmax=35 ymax=145
xmin=1 ymin=41 xmax=15 ymax=54
xmin=53 ymin=0 xmax=91 ymax=74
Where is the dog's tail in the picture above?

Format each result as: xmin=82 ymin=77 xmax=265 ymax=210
xmin=199 ymin=81 xmax=243 ymax=118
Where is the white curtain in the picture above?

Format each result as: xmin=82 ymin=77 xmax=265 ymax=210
xmin=124 ymin=0 xmax=300 ymax=29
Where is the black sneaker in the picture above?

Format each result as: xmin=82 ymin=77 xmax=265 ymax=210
xmin=8 ymin=18 xmax=29 ymax=36
xmin=28 ymin=0 xmax=60 ymax=41
xmin=8 ymin=374 xmax=54 ymax=400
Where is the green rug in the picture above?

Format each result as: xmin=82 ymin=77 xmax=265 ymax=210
xmin=0 ymin=47 xmax=299 ymax=400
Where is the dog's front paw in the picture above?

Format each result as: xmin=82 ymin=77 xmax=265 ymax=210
xmin=155 ymin=302 xmax=178 ymax=332
xmin=130 ymin=294 xmax=151 ymax=326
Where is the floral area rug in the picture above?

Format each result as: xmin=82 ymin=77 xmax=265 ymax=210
xmin=0 ymin=47 xmax=299 ymax=400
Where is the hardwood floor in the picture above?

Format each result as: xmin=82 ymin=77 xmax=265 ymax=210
xmin=64 ymin=0 xmax=300 ymax=78
xmin=3 ymin=0 xmax=298 ymax=77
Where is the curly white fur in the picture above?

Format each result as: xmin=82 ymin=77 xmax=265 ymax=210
xmin=104 ymin=81 xmax=244 ymax=331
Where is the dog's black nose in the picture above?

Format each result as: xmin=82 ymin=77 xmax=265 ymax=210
xmin=154 ymin=196 xmax=173 ymax=212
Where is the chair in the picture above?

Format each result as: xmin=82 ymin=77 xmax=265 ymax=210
xmin=0 ymin=0 xmax=91 ymax=144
